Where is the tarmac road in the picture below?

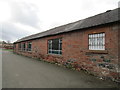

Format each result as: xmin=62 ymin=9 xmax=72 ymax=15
xmin=2 ymin=50 xmax=119 ymax=88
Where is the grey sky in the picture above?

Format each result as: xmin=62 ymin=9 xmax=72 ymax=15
xmin=0 ymin=0 xmax=119 ymax=42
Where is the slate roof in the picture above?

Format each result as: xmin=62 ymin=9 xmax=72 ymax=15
xmin=15 ymin=8 xmax=119 ymax=43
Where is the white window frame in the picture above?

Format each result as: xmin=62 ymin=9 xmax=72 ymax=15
xmin=48 ymin=38 xmax=62 ymax=55
xmin=27 ymin=42 xmax=32 ymax=51
xmin=19 ymin=43 xmax=25 ymax=51
xmin=18 ymin=43 xmax=21 ymax=51
xmin=88 ymin=33 xmax=105 ymax=50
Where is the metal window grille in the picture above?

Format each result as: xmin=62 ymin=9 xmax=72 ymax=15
xmin=89 ymin=33 xmax=105 ymax=50
xmin=21 ymin=43 xmax=26 ymax=51
xmin=48 ymin=38 xmax=62 ymax=55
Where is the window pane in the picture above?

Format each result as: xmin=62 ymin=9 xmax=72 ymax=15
xmin=27 ymin=42 xmax=32 ymax=51
xmin=60 ymin=51 xmax=62 ymax=54
xmin=49 ymin=50 xmax=51 ymax=53
xmin=52 ymin=50 xmax=59 ymax=54
xmin=52 ymin=39 xmax=59 ymax=50
xmin=48 ymin=42 xmax=52 ymax=49
xmin=60 ymin=43 xmax=62 ymax=50
xmin=23 ymin=43 xmax=26 ymax=50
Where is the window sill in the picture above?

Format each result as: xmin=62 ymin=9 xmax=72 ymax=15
xmin=27 ymin=50 xmax=32 ymax=52
xmin=86 ymin=50 xmax=108 ymax=54
xmin=47 ymin=53 xmax=62 ymax=57
xmin=27 ymin=51 xmax=32 ymax=53
xmin=18 ymin=50 xmax=32 ymax=53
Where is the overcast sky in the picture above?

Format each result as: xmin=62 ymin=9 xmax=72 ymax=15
xmin=0 ymin=0 xmax=119 ymax=43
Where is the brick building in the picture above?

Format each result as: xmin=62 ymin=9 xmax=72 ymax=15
xmin=14 ymin=8 xmax=120 ymax=82
xmin=0 ymin=41 xmax=13 ymax=49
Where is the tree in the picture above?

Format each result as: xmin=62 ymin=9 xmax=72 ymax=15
xmin=2 ymin=41 xmax=6 ymax=44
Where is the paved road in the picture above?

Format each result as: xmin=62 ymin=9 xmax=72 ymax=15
xmin=2 ymin=50 xmax=118 ymax=88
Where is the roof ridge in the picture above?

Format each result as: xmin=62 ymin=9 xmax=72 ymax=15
xmin=15 ymin=8 xmax=119 ymax=43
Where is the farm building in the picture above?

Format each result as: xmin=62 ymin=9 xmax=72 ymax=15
xmin=14 ymin=8 xmax=120 ymax=82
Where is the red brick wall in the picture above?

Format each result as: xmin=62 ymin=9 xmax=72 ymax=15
xmin=14 ymin=23 xmax=119 ymax=82
xmin=117 ymin=23 xmax=120 ymax=82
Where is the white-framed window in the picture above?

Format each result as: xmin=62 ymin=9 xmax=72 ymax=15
xmin=23 ymin=43 xmax=26 ymax=51
xmin=27 ymin=42 xmax=32 ymax=51
xmin=88 ymin=33 xmax=105 ymax=50
xmin=22 ymin=43 xmax=26 ymax=51
xmin=18 ymin=43 xmax=21 ymax=50
xmin=48 ymin=38 xmax=62 ymax=55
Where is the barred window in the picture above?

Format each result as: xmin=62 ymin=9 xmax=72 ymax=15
xmin=89 ymin=33 xmax=105 ymax=50
xmin=21 ymin=43 xmax=26 ymax=51
xmin=48 ymin=38 xmax=62 ymax=55
xmin=27 ymin=42 xmax=32 ymax=51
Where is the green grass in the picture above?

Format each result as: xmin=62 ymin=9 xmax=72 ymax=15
xmin=2 ymin=49 xmax=13 ymax=51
